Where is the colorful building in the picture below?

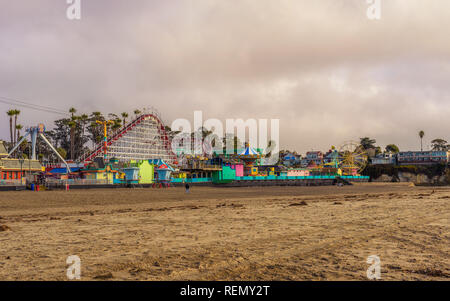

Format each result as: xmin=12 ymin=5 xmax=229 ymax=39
xmin=122 ymin=160 xmax=154 ymax=184
xmin=149 ymin=159 xmax=174 ymax=182
xmin=230 ymin=164 xmax=244 ymax=177
xmin=81 ymin=158 xmax=123 ymax=184
xmin=301 ymin=151 xmax=324 ymax=167
xmin=0 ymin=141 xmax=43 ymax=183
xmin=282 ymin=153 xmax=301 ymax=167
xmin=397 ymin=151 xmax=449 ymax=165
xmin=212 ymin=165 xmax=236 ymax=184
xmin=287 ymin=169 xmax=310 ymax=177
xmin=0 ymin=158 xmax=43 ymax=182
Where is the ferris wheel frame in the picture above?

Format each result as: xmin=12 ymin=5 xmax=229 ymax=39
xmin=337 ymin=141 xmax=368 ymax=174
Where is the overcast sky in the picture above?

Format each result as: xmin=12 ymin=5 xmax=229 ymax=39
xmin=1 ymin=0 xmax=449 ymax=154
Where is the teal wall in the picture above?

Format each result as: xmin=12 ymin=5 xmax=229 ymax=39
xmin=212 ymin=166 xmax=236 ymax=184
xmin=171 ymin=175 xmax=369 ymax=183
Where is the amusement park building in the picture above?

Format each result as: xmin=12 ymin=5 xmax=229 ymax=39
xmin=0 ymin=141 xmax=43 ymax=182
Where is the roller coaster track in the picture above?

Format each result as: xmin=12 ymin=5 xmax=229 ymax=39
xmin=78 ymin=113 xmax=176 ymax=164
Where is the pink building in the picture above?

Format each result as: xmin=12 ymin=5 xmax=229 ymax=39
xmin=230 ymin=164 xmax=244 ymax=177
xmin=287 ymin=169 xmax=310 ymax=177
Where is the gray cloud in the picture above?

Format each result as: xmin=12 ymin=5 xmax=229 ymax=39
xmin=1 ymin=0 xmax=449 ymax=153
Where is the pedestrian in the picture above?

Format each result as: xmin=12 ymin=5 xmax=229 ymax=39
xmin=185 ymin=183 xmax=190 ymax=193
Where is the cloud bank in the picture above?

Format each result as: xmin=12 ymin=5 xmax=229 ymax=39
xmin=1 ymin=0 xmax=449 ymax=153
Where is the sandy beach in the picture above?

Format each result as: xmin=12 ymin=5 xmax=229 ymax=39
xmin=0 ymin=183 xmax=448 ymax=281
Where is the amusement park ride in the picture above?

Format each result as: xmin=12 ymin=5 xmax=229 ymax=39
xmin=321 ymin=141 xmax=368 ymax=176
xmin=4 ymin=106 xmax=367 ymax=180
xmin=4 ymin=111 xmax=177 ymax=175
xmin=6 ymin=124 xmax=71 ymax=173
xmin=79 ymin=112 xmax=176 ymax=164
xmin=234 ymin=143 xmax=264 ymax=176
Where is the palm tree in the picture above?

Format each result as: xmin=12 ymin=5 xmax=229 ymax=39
xmin=15 ymin=124 xmax=23 ymax=140
xmin=79 ymin=114 xmax=89 ymax=146
xmin=91 ymin=111 xmax=102 ymax=120
xmin=67 ymin=108 xmax=78 ymax=159
xmin=15 ymin=124 xmax=24 ymax=156
xmin=419 ymin=130 xmax=425 ymax=151
xmin=80 ymin=114 xmax=89 ymax=126
xmin=6 ymin=110 xmax=15 ymax=145
xmin=111 ymin=119 xmax=122 ymax=132
xmin=134 ymin=109 xmax=141 ymax=118
xmin=68 ymin=108 xmax=78 ymax=158
xmin=69 ymin=107 xmax=77 ymax=118
xmin=121 ymin=112 xmax=129 ymax=127
xmin=13 ymin=109 xmax=20 ymax=145
xmin=68 ymin=119 xmax=77 ymax=160
xmin=88 ymin=112 xmax=104 ymax=148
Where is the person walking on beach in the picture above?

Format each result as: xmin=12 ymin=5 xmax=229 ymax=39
xmin=185 ymin=183 xmax=190 ymax=193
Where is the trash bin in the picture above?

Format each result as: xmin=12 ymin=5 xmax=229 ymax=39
xmin=30 ymin=183 xmax=35 ymax=191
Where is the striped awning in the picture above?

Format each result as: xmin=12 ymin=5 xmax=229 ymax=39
xmin=239 ymin=147 xmax=259 ymax=156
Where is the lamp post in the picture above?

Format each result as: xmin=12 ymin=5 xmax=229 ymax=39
xmin=96 ymin=120 xmax=114 ymax=161
xmin=29 ymin=149 xmax=31 ymax=181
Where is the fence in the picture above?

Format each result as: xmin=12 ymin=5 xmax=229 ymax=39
xmin=45 ymin=179 xmax=110 ymax=186
xmin=170 ymin=175 xmax=371 ymax=184
xmin=171 ymin=178 xmax=212 ymax=183
xmin=236 ymin=175 xmax=337 ymax=181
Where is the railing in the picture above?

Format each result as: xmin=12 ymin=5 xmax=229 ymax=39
xmin=45 ymin=179 xmax=110 ymax=186
xmin=341 ymin=175 xmax=370 ymax=179
xmin=184 ymin=162 xmax=222 ymax=170
xmin=236 ymin=175 xmax=338 ymax=181
xmin=171 ymin=178 xmax=212 ymax=183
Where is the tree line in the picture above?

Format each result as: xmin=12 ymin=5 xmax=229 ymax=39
xmin=278 ymin=131 xmax=450 ymax=165
xmin=3 ymin=109 xmax=450 ymax=163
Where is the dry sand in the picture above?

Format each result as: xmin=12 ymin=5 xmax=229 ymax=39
xmin=0 ymin=183 xmax=448 ymax=281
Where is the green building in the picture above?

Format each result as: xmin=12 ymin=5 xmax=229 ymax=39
xmin=122 ymin=160 xmax=155 ymax=184
xmin=212 ymin=165 xmax=236 ymax=184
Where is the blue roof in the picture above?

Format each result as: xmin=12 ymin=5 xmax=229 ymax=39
xmin=239 ymin=147 xmax=259 ymax=156
xmin=48 ymin=168 xmax=80 ymax=174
